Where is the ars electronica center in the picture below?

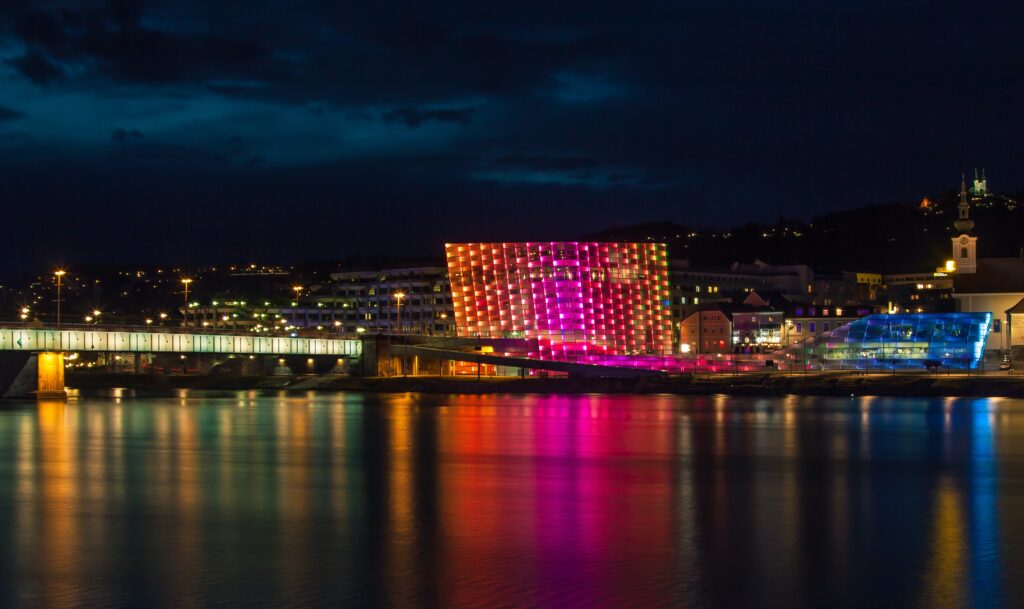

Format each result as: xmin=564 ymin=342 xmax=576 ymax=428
xmin=445 ymin=242 xmax=673 ymax=359
xmin=443 ymin=242 xmax=992 ymax=372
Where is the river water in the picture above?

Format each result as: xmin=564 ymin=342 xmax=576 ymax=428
xmin=0 ymin=391 xmax=1021 ymax=608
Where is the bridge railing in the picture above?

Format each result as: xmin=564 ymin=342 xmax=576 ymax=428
xmin=1 ymin=321 xmax=340 ymax=339
xmin=0 ymin=325 xmax=362 ymax=356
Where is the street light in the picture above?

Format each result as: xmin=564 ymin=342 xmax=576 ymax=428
xmin=394 ymin=291 xmax=407 ymax=376
xmin=394 ymin=291 xmax=405 ymax=335
xmin=54 ymin=270 xmax=66 ymax=329
xmin=181 ymin=278 xmax=193 ymax=327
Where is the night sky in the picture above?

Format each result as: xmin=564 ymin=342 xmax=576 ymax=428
xmin=1 ymin=0 xmax=1022 ymax=275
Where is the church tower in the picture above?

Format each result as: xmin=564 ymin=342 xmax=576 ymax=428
xmin=971 ymin=168 xmax=988 ymax=198
xmin=952 ymin=174 xmax=978 ymax=273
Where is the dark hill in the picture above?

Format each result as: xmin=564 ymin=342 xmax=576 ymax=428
xmin=586 ymin=189 xmax=1024 ymax=273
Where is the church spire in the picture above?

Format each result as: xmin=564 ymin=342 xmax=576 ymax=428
xmin=955 ymin=173 xmax=975 ymax=233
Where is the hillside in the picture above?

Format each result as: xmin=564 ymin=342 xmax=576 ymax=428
xmin=586 ymin=189 xmax=1024 ymax=273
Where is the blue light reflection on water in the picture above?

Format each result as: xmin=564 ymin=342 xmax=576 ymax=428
xmin=0 ymin=392 xmax=1020 ymax=608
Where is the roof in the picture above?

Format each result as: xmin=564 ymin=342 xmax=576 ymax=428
xmin=1006 ymin=297 xmax=1024 ymax=315
xmin=954 ymin=258 xmax=1024 ymax=294
xmin=744 ymin=289 xmax=793 ymax=308
xmin=679 ymin=304 xmax=730 ymax=322
xmin=682 ymin=303 xmax=728 ymax=315
xmin=719 ymin=303 xmax=780 ymax=318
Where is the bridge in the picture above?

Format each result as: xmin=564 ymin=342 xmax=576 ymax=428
xmin=0 ymin=326 xmax=361 ymax=356
xmin=0 ymin=325 xmax=361 ymax=400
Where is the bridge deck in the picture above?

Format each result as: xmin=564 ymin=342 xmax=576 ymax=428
xmin=395 ymin=344 xmax=666 ymax=378
xmin=0 ymin=327 xmax=361 ymax=357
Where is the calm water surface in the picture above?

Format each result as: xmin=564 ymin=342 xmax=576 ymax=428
xmin=0 ymin=391 xmax=1022 ymax=608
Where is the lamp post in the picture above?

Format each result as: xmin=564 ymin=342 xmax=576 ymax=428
xmin=394 ymin=291 xmax=406 ymax=376
xmin=54 ymin=270 xmax=66 ymax=329
xmin=292 ymin=285 xmax=304 ymax=331
xmin=181 ymin=278 xmax=193 ymax=327
xmin=394 ymin=291 xmax=405 ymax=335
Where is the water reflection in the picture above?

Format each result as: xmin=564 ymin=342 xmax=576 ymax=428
xmin=0 ymin=393 xmax=1019 ymax=608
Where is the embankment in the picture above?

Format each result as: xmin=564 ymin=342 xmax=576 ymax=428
xmin=64 ymin=371 xmax=1024 ymax=398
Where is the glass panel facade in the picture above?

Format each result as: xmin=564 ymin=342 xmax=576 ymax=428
xmin=445 ymin=242 xmax=673 ymax=358
xmin=797 ymin=313 xmax=991 ymax=370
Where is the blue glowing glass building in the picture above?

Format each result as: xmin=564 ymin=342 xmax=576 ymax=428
xmin=795 ymin=313 xmax=992 ymax=370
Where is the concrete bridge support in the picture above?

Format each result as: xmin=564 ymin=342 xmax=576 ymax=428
xmin=0 ymin=352 xmax=66 ymax=400
xmin=36 ymin=352 xmax=67 ymax=399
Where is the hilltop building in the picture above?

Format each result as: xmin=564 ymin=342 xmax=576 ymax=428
xmin=971 ymin=167 xmax=988 ymax=199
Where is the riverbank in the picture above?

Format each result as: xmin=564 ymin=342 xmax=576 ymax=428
xmin=64 ymin=371 xmax=1024 ymax=398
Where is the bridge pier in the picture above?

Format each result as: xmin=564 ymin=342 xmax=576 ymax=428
xmin=36 ymin=352 xmax=67 ymax=400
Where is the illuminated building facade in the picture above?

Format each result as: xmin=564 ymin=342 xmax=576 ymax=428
xmin=798 ymin=312 xmax=991 ymax=370
xmin=445 ymin=242 xmax=673 ymax=359
xmin=678 ymin=306 xmax=732 ymax=354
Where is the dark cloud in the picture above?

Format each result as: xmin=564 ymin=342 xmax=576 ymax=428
xmin=7 ymin=4 xmax=275 ymax=87
xmin=0 ymin=0 xmax=1023 ymax=275
xmin=496 ymin=155 xmax=601 ymax=171
xmin=7 ymin=51 xmax=65 ymax=84
xmin=12 ymin=11 xmax=66 ymax=48
xmin=111 ymin=128 xmax=143 ymax=143
xmin=382 ymin=106 xmax=476 ymax=127
xmin=0 ymin=106 xmax=26 ymax=122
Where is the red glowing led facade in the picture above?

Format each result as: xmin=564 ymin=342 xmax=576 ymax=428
xmin=445 ymin=242 xmax=673 ymax=359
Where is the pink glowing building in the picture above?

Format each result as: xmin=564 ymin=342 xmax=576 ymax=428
xmin=445 ymin=242 xmax=673 ymax=359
